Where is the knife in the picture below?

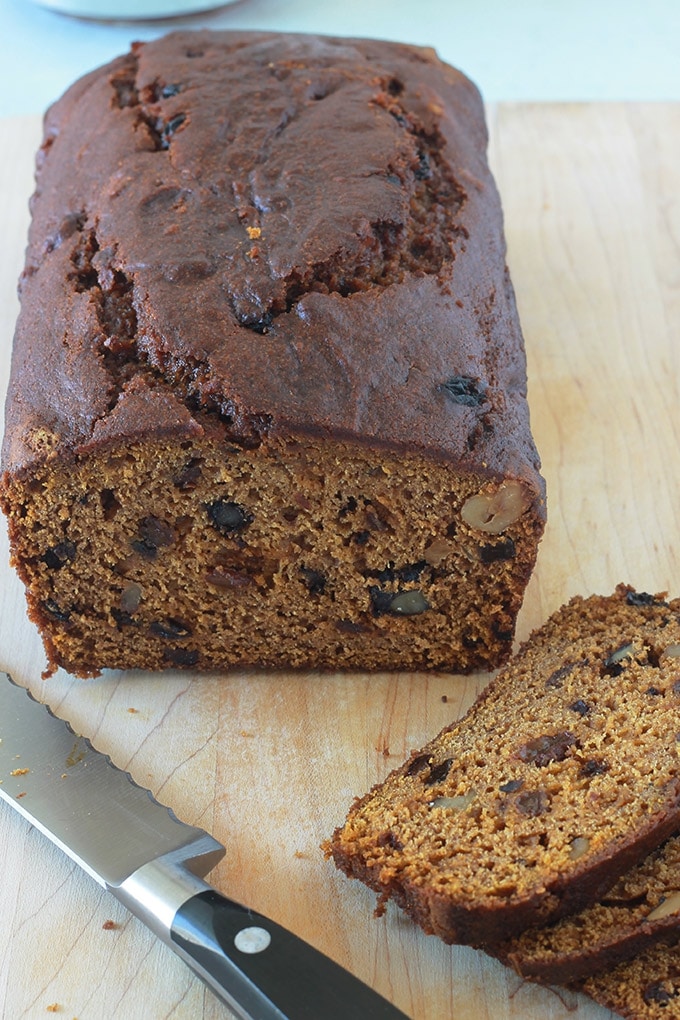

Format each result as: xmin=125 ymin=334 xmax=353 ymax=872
xmin=0 ymin=672 xmax=410 ymax=1019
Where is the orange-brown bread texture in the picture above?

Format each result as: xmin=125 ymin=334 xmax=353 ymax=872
xmin=326 ymin=587 xmax=680 ymax=946
xmin=583 ymin=941 xmax=680 ymax=1019
xmin=0 ymin=30 xmax=545 ymax=677
xmin=496 ymin=832 xmax=680 ymax=984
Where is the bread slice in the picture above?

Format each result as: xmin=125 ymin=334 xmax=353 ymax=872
xmin=495 ymin=832 xmax=680 ymax=983
xmin=582 ymin=940 xmax=680 ymax=1019
xmin=325 ymin=585 xmax=680 ymax=946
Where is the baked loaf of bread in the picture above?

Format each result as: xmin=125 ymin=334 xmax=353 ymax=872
xmin=0 ymin=29 xmax=545 ymax=677
xmin=325 ymin=586 xmax=680 ymax=946
xmin=496 ymin=832 xmax=680 ymax=984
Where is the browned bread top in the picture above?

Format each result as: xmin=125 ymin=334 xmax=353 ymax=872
xmin=3 ymin=29 xmax=542 ymax=514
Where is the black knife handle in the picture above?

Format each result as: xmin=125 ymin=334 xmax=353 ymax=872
xmin=170 ymin=889 xmax=411 ymax=1020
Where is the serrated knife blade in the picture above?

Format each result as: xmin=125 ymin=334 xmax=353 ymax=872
xmin=0 ymin=672 xmax=410 ymax=1020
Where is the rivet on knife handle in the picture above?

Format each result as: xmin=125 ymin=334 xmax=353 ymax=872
xmin=173 ymin=892 xmax=411 ymax=1019
xmin=0 ymin=673 xmax=410 ymax=1020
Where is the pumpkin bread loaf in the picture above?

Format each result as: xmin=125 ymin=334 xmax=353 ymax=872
xmin=0 ymin=29 xmax=544 ymax=677
xmin=496 ymin=832 xmax=680 ymax=984
xmin=325 ymin=586 xmax=680 ymax=946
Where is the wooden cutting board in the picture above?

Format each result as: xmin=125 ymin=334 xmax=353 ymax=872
xmin=0 ymin=103 xmax=678 ymax=1020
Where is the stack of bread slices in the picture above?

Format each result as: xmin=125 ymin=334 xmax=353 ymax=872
xmin=326 ymin=584 xmax=680 ymax=1019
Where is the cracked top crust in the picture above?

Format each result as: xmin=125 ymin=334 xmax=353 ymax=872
xmin=2 ymin=30 xmax=543 ymax=503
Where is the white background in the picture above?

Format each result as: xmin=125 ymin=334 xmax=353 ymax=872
xmin=1 ymin=0 xmax=679 ymax=117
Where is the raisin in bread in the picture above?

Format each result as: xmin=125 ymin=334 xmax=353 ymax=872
xmin=0 ymin=30 xmax=545 ymax=677
xmin=325 ymin=586 xmax=680 ymax=946
xmin=496 ymin=832 xmax=680 ymax=983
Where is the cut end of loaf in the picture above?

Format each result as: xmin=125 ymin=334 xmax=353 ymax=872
xmin=0 ymin=419 xmax=544 ymax=677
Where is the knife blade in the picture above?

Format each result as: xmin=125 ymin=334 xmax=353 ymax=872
xmin=0 ymin=672 xmax=410 ymax=1020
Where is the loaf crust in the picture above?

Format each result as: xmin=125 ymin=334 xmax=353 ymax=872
xmin=0 ymin=30 xmax=544 ymax=676
xmin=326 ymin=586 xmax=680 ymax=946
